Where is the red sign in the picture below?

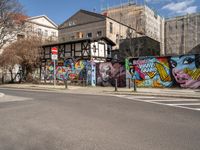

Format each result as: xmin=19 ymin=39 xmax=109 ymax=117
xmin=51 ymin=47 xmax=58 ymax=54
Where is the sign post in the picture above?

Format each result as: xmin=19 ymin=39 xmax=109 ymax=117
xmin=51 ymin=47 xmax=58 ymax=87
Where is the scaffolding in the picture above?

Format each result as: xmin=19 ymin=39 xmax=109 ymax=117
xmin=165 ymin=13 xmax=200 ymax=55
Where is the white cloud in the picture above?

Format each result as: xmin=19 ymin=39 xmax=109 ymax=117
xmin=145 ymin=0 xmax=172 ymax=4
xmin=162 ymin=0 xmax=197 ymax=15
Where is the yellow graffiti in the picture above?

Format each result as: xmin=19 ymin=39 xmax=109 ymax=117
xmin=155 ymin=62 xmax=171 ymax=82
xmin=153 ymin=80 xmax=162 ymax=88
xmin=136 ymin=80 xmax=143 ymax=86
xmin=184 ymin=68 xmax=200 ymax=80
xmin=75 ymin=60 xmax=84 ymax=69
xmin=146 ymin=72 xmax=156 ymax=79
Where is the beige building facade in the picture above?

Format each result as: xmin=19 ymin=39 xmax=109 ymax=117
xmin=58 ymin=9 xmax=138 ymax=50
xmin=102 ymin=4 xmax=165 ymax=55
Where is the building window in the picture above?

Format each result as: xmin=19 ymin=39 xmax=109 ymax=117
xmin=37 ymin=28 xmax=42 ymax=36
xmin=76 ymin=32 xmax=83 ymax=38
xmin=109 ymin=22 xmax=113 ymax=34
xmin=44 ymin=30 xmax=48 ymax=36
xmin=93 ymin=44 xmax=96 ymax=53
xmin=87 ymin=33 xmax=92 ymax=38
xmin=51 ymin=31 xmax=56 ymax=37
xmin=71 ymin=35 xmax=75 ymax=39
xmin=69 ymin=21 xmax=73 ymax=26
xmin=116 ymin=34 xmax=119 ymax=43
xmin=97 ymin=31 xmax=102 ymax=37
xmin=69 ymin=21 xmax=76 ymax=26
xmin=108 ymin=47 xmax=111 ymax=55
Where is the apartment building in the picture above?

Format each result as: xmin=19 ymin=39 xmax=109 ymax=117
xmin=165 ymin=13 xmax=200 ymax=55
xmin=23 ymin=15 xmax=58 ymax=42
xmin=102 ymin=3 xmax=165 ymax=55
xmin=58 ymin=9 xmax=139 ymax=50
xmin=0 ymin=15 xmax=58 ymax=54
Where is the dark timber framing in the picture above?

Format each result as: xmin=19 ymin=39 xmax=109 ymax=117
xmin=40 ymin=37 xmax=115 ymax=65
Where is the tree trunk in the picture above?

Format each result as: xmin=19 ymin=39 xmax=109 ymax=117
xmin=9 ymin=69 xmax=14 ymax=83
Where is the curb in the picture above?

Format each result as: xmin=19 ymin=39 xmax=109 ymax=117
xmin=0 ymin=86 xmax=199 ymax=99
xmin=104 ymin=91 xmax=200 ymax=100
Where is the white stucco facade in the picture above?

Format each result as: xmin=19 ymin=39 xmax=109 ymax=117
xmin=25 ymin=15 xmax=58 ymax=41
xmin=0 ymin=15 xmax=58 ymax=55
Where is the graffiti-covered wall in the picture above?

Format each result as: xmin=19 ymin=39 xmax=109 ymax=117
xmin=170 ymin=55 xmax=200 ymax=88
xmin=126 ymin=54 xmax=200 ymax=89
xmin=96 ymin=62 xmax=126 ymax=87
xmin=127 ymin=57 xmax=172 ymax=88
xmin=43 ymin=59 xmax=96 ymax=86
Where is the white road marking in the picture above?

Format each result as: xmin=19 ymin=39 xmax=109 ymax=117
xmin=0 ymin=93 xmax=5 ymax=97
xmin=0 ymin=95 xmax=32 ymax=103
xmin=168 ymin=103 xmax=200 ymax=106
xmin=147 ymin=99 xmax=199 ymax=102
xmin=143 ymin=101 xmax=200 ymax=111
xmin=115 ymin=95 xmax=200 ymax=112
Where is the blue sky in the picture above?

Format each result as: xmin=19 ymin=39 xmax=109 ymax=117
xmin=19 ymin=0 xmax=200 ymax=25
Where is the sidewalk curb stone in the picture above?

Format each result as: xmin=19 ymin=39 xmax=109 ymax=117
xmin=0 ymin=84 xmax=199 ymax=99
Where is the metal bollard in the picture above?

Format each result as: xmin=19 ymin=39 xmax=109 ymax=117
xmin=133 ymin=78 xmax=137 ymax=92
xmin=129 ymin=78 xmax=131 ymax=89
xmin=115 ymin=78 xmax=118 ymax=92
xmin=64 ymin=79 xmax=68 ymax=89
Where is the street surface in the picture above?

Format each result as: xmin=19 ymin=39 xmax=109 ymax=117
xmin=0 ymin=88 xmax=200 ymax=150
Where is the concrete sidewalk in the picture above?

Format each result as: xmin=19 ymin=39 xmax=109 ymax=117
xmin=0 ymin=83 xmax=199 ymax=99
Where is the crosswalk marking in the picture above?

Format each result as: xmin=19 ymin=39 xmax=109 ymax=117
xmin=168 ymin=103 xmax=200 ymax=106
xmin=145 ymin=99 xmax=199 ymax=102
xmin=0 ymin=95 xmax=32 ymax=103
xmin=115 ymin=95 xmax=200 ymax=112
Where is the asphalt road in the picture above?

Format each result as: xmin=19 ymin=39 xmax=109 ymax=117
xmin=0 ymin=88 xmax=200 ymax=150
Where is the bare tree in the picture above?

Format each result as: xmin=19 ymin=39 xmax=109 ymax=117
xmin=0 ymin=36 xmax=42 ymax=82
xmin=0 ymin=41 xmax=21 ymax=82
xmin=0 ymin=0 xmax=26 ymax=49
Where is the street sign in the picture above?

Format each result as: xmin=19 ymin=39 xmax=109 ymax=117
xmin=51 ymin=54 xmax=58 ymax=60
xmin=51 ymin=47 xmax=58 ymax=60
xmin=51 ymin=47 xmax=58 ymax=54
xmin=51 ymin=47 xmax=58 ymax=86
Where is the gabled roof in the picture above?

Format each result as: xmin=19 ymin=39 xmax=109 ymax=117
xmin=59 ymin=9 xmax=106 ymax=29
xmin=79 ymin=9 xmax=106 ymax=19
xmin=27 ymin=15 xmax=58 ymax=28
xmin=59 ymin=9 xmax=137 ymax=33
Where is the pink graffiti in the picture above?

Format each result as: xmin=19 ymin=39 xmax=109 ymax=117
xmin=172 ymin=69 xmax=200 ymax=89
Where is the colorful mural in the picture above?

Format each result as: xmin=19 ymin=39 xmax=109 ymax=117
xmin=128 ymin=57 xmax=172 ymax=87
xmin=44 ymin=59 xmax=95 ymax=86
xmin=170 ymin=55 xmax=200 ymax=89
xmin=96 ymin=62 xmax=126 ymax=87
xmin=127 ymin=55 xmax=200 ymax=89
xmin=43 ymin=54 xmax=200 ymax=89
